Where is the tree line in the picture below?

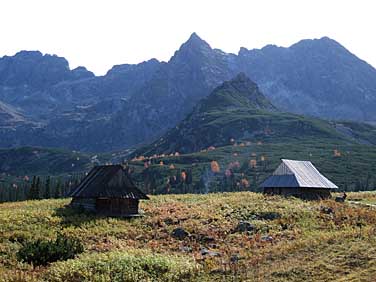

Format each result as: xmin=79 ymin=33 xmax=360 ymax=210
xmin=0 ymin=174 xmax=84 ymax=203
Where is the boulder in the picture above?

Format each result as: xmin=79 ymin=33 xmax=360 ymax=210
xmin=171 ymin=227 xmax=189 ymax=240
xmin=234 ymin=221 xmax=256 ymax=233
xmin=321 ymin=206 xmax=334 ymax=214
xmin=257 ymin=211 xmax=281 ymax=220
xmin=164 ymin=217 xmax=175 ymax=225
xmin=261 ymin=235 xmax=273 ymax=242
xmin=200 ymin=248 xmax=220 ymax=257
xmin=199 ymin=235 xmax=215 ymax=243
xmin=180 ymin=246 xmax=192 ymax=253
xmin=335 ymin=197 xmax=345 ymax=203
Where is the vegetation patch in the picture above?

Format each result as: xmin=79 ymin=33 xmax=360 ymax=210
xmin=43 ymin=250 xmax=200 ymax=282
xmin=17 ymin=234 xmax=84 ymax=266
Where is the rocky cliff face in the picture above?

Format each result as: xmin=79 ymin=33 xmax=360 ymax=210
xmin=0 ymin=34 xmax=376 ymax=152
xmin=0 ymin=51 xmax=73 ymax=88
xmin=96 ymin=33 xmax=237 ymax=150
xmin=237 ymin=37 xmax=376 ymax=121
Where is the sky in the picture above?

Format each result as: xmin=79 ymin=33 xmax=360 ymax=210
xmin=1 ymin=0 xmax=375 ymax=75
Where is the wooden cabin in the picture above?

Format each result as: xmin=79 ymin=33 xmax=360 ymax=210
xmin=69 ymin=165 xmax=149 ymax=216
xmin=260 ymin=159 xmax=337 ymax=200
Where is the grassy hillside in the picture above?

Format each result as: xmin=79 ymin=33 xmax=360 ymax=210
xmin=133 ymin=74 xmax=376 ymax=157
xmin=128 ymin=140 xmax=376 ymax=194
xmin=0 ymin=192 xmax=375 ymax=281
xmin=0 ymin=147 xmax=99 ymax=202
xmin=0 ymin=147 xmax=94 ymax=176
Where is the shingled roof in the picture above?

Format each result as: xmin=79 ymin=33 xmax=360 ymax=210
xmin=260 ymin=159 xmax=338 ymax=189
xmin=69 ymin=165 xmax=149 ymax=199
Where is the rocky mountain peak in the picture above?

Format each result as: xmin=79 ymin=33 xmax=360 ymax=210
xmin=290 ymin=36 xmax=345 ymax=51
xmin=186 ymin=32 xmax=206 ymax=45
xmin=169 ymin=32 xmax=213 ymax=63
xmin=225 ymin=72 xmax=257 ymax=88
xmin=0 ymin=50 xmax=71 ymax=88
xmin=71 ymin=66 xmax=95 ymax=79
xmin=197 ymin=73 xmax=276 ymax=112
xmin=14 ymin=50 xmax=43 ymax=59
xmin=106 ymin=58 xmax=160 ymax=76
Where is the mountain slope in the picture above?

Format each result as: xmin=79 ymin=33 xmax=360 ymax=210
xmin=0 ymin=101 xmax=26 ymax=126
xmin=0 ymin=147 xmax=94 ymax=176
xmin=133 ymin=74 xmax=376 ymax=156
xmin=98 ymin=33 xmax=236 ymax=149
xmin=0 ymin=52 xmax=164 ymax=150
xmin=237 ymin=37 xmax=376 ymax=121
xmin=194 ymin=72 xmax=276 ymax=112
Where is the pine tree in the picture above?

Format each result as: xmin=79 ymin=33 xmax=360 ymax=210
xmin=35 ymin=177 xmax=41 ymax=199
xmin=0 ymin=184 xmax=5 ymax=202
xmin=44 ymin=176 xmax=51 ymax=199
xmin=54 ymin=178 xmax=62 ymax=198
xmin=15 ymin=185 xmax=22 ymax=202
xmin=28 ymin=176 xmax=37 ymax=200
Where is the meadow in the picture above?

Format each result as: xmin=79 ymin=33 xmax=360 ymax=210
xmin=0 ymin=192 xmax=375 ymax=281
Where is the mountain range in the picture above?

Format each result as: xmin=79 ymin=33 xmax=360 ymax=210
xmin=1 ymin=33 xmax=376 ymax=152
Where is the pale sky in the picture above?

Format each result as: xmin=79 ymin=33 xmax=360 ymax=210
xmin=1 ymin=0 xmax=375 ymax=75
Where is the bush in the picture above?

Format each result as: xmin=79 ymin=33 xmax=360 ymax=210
xmin=43 ymin=250 xmax=201 ymax=282
xmin=16 ymin=234 xmax=84 ymax=266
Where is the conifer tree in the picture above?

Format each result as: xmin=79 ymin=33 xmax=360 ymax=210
xmin=54 ymin=178 xmax=62 ymax=198
xmin=28 ymin=176 xmax=37 ymax=200
xmin=35 ymin=177 xmax=41 ymax=199
xmin=0 ymin=184 xmax=6 ymax=202
xmin=44 ymin=176 xmax=51 ymax=199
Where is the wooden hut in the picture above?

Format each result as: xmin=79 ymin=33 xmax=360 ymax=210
xmin=260 ymin=159 xmax=337 ymax=200
xmin=69 ymin=165 xmax=149 ymax=216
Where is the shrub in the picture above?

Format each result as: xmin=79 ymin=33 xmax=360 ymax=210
xmin=16 ymin=234 xmax=84 ymax=266
xmin=43 ymin=250 xmax=201 ymax=282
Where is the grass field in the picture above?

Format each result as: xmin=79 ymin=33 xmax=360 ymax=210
xmin=348 ymin=192 xmax=376 ymax=207
xmin=0 ymin=192 xmax=376 ymax=281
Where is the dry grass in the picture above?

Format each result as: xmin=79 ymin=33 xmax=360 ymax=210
xmin=0 ymin=192 xmax=375 ymax=281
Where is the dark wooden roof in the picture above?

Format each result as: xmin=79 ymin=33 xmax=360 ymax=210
xmin=69 ymin=165 xmax=149 ymax=199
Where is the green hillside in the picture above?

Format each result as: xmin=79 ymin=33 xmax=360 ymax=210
xmin=134 ymin=74 xmax=376 ymax=157
xmin=0 ymin=192 xmax=375 ymax=281
xmin=126 ymin=74 xmax=376 ymax=194
xmin=0 ymin=147 xmax=94 ymax=176
xmin=0 ymin=146 xmax=121 ymax=203
xmin=128 ymin=140 xmax=376 ymax=194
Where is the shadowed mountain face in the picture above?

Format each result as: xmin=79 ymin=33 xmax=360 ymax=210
xmin=1 ymin=34 xmax=376 ymax=152
xmin=132 ymin=74 xmax=376 ymax=156
xmin=194 ymin=73 xmax=276 ymax=113
xmin=237 ymin=37 xmax=376 ymax=121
